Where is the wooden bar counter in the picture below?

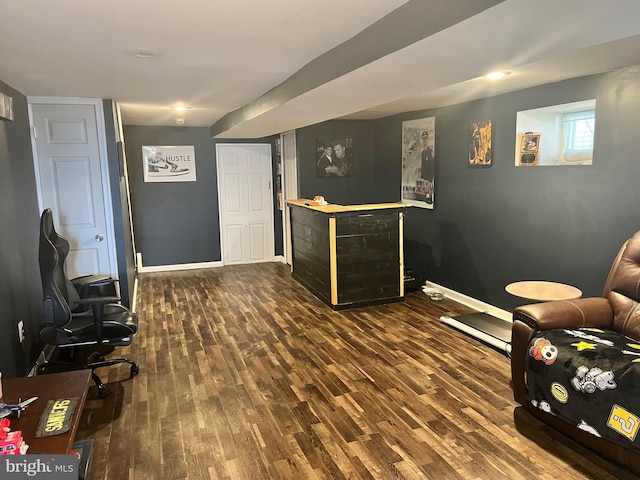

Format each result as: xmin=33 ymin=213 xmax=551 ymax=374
xmin=287 ymin=199 xmax=406 ymax=310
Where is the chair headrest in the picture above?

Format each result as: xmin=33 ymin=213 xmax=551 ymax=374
xmin=606 ymin=230 xmax=640 ymax=339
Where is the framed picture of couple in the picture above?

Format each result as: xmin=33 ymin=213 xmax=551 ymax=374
xmin=315 ymin=138 xmax=353 ymax=177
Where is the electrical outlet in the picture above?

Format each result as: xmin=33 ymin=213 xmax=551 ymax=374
xmin=18 ymin=320 xmax=24 ymax=343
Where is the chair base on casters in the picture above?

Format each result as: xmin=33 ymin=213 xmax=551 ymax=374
xmin=86 ymin=353 xmax=139 ymax=398
xmin=36 ymin=346 xmax=139 ymax=399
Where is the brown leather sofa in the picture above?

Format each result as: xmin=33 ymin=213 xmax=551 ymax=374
xmin=511 ymin=230 xmax=640 ymax=474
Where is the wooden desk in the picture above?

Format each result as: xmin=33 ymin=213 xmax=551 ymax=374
xmin=506 ymin=281 xmax=582 ymax=301
xmin=2 ymin=370 xmax=92 ymax=454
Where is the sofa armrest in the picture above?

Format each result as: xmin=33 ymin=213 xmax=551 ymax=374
xmin=513 ymin=297 xmax=614 ymax=331
xmin=511 ymin=297 xmax=614 ymax=406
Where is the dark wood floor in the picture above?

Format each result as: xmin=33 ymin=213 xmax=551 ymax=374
xmin=75 ymin=262 xmax=638 ymax=479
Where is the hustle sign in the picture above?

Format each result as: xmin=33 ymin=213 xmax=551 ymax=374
xmin=143 ymin=145 xmax=197 ymax=182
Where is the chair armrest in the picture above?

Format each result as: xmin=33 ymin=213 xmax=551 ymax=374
xmin=71 ymin=274 xmax=117 ymax=288
xmin=79 ymin=296 xmax=121 ymax=305
xmin=72 ymin=275 xmax=119 ymax=303
xmin=514 ymin=297 xmax=614 ymax=331
xmin=511 ymin=297 xmax=614 ymax=406
xmin=79 ymin=296 xmax=121 ymax=343
xmin=72 ymin=275 xmax=118 ymax=299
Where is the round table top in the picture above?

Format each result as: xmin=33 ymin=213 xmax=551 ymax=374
xmin=505 ymin=280 xmax=582 ymax=301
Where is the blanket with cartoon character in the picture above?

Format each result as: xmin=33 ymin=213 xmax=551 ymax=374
xmin=526 ymin=328 xmax=640 ymax=449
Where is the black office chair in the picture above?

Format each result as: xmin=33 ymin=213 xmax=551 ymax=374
xmin=44 ymin=209 xmax=120 ymax=313
xmin=38 ymin=208 xmax=139 ymax=398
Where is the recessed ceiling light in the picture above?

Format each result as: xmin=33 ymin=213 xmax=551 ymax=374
xmin=173 ymin=106 xmax=189 ymax=111
xmin=126 ymin=48 xmax=159 ymax=58
xmin=486 ymin=71 xmax=511 ymax=80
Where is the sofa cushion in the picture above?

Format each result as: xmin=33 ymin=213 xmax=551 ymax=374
xmin=526 ymin=327 xmax=640 ymax=449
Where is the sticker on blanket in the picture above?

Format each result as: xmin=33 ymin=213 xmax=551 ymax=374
xmin=531 ymin=399 xmax=553 ymax=413
xmin=607 ymin=404 xmax=640 ymax=442
xmin=577 ymin=420 xmax=601 ymax=437
xmin=623 ymin=344 xmax=640 ymax=362
xmin=550 ymin=383 xmax=569 ymax=403
xmin=529 ymin=338 xmax=558 ymax=365
xmin=622 ymin=349 xmax=640 ymax=363
xmin=571 ymin=341 xmax=597 ymax=352
xmin=571 ymin=366 xmax=616 ymax=394
xmin=563 ymin=329 xmax=613 ymax=347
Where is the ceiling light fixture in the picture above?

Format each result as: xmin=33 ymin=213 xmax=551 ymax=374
xmin=173 ymin=106 xmax=189 ymax=111
xmin=486 ymin=71 xmax=511 ymax=80
xmin=126 ymin=48 xmax=159 ymax=59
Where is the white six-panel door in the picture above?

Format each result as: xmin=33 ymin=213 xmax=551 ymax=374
xmin=30 ymin=100 xmax=116 ymax=279
xmin=216 ymin=144 xmax=274 ymax=265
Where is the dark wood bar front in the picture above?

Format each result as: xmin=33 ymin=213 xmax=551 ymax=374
xmin=287 ymin=199 xmax=405 ymax=310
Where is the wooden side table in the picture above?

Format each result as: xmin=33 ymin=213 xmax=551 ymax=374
xmin=506 ymin=280 xmax=582 ymax=301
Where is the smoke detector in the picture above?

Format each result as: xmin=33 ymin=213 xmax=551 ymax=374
xmin=175 ymin=118 xmax=186 ymax=125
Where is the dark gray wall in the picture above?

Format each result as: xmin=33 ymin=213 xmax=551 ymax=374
xmin=124 ymin=65 xmax=640 ymax=313
xmin=374 ymin=65 xmax=640 ymax=311
xmin=0 ymin=80 xmax=42 ymax=378
xmin=124 ymin=126 xmax=283 ymax=266
xmin=103 ymin=100 xmax=135 ymax=307
xmin=124 ymin=126 xmax=220 ymax=266
xmin=296 ymin=119 xmax=377 ymax=205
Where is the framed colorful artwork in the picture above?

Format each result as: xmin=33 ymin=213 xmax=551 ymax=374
xmin=469 ymin=121 xmax=492 ymax=166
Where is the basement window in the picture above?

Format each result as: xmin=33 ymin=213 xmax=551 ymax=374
xmin=561 ymin=110 xmax=595 ymax=163
xmin=515 ymin=99 xmax=596 ymax=166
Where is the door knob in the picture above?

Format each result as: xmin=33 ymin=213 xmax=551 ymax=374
xmin=95 ymin=234 xmax=104 ymax=242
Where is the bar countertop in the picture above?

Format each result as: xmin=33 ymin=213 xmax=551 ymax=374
xmin=286 ymin=199 xmax=406 ymax=214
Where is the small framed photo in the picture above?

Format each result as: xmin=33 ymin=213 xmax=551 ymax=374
xmin=0 ymin=92 xmax=14 ymax=121
xmin=518 ymin=133 xmax=540 ymax=166
xmin=521 ymin=133 xmax=540 ymax=153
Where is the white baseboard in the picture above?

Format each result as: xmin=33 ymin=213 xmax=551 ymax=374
xmin=424 ymin=281 xmax=512 ymax=322
xmin=131 ymin=276 xmax=138 ymax=313
xmin=135 ymin=252 xmax=287 ymax=273
xmin=136 ymin=252 xmax=223 ymax=273
xmin=138 ymin=261 xmax=224 ymax=273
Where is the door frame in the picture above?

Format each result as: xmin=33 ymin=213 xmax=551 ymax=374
xmin=27 ymin=96 xmax=119 ymax=278
xmin=215 ymin=143 xmax=275 ymax=266
xmin=280 ymin=130 xmax=298 ymax=266
xmin=115 ymin=102 xmax=137 ymax=269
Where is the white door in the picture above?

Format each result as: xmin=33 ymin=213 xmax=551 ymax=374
xmin=216 ymin=144 xmax=274 ymax=265
xmin=281 ymin=131 xmax=298 ymax=265
xmin=30 ymin=100 xmax=116 ymax=279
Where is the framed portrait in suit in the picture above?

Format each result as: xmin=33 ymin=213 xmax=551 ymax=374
xmin=402 ymin=117 xmax=435 ymax=209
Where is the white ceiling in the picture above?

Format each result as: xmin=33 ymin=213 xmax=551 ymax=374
xmin=2 ymin=0 xmax=640 ymax=138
